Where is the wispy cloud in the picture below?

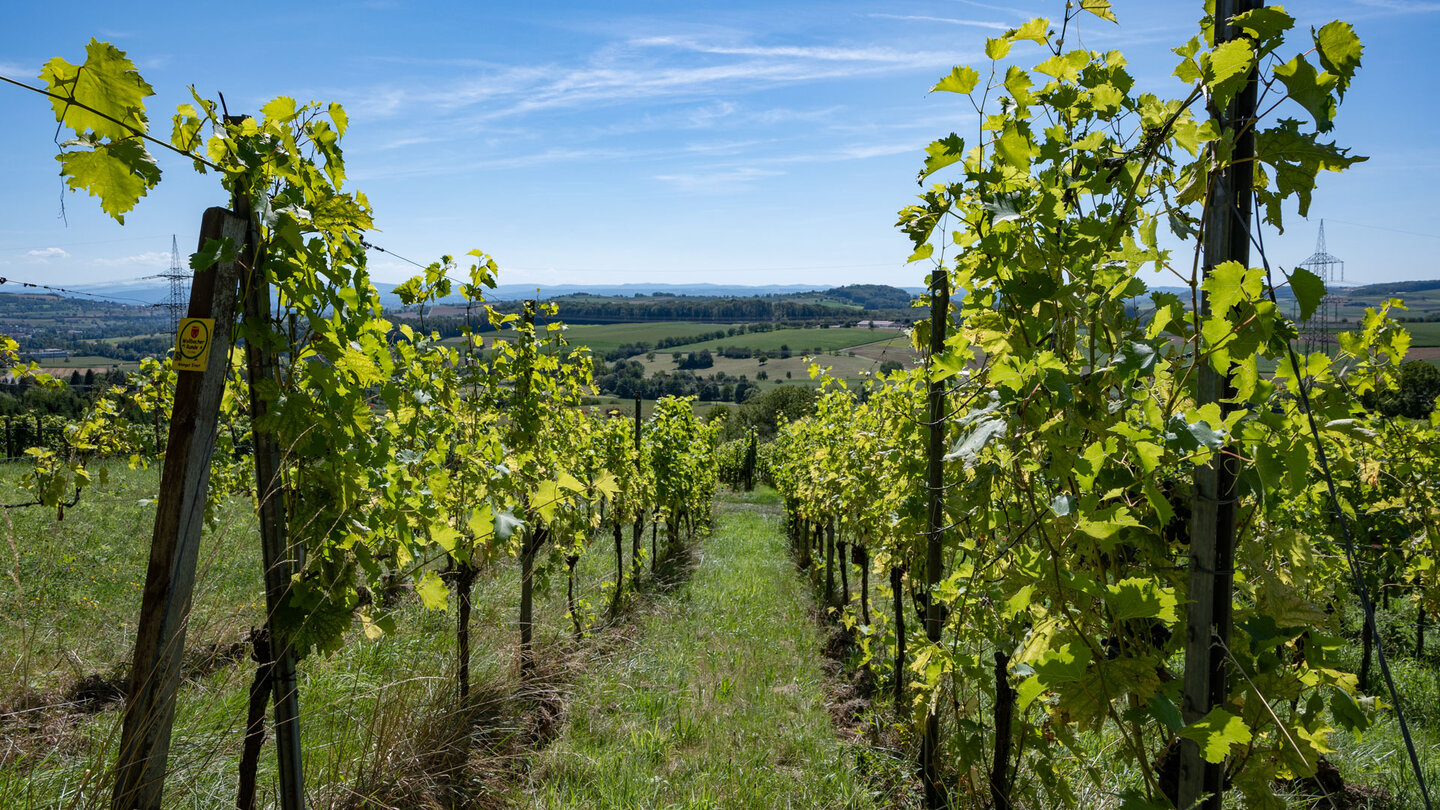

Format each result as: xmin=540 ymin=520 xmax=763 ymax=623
xmin=950 ymin=0 xmax=1038 ymax=15
xmin=0 ymin=61 xmax=35 ymax=80
xmin=347 ymin=34 xmax=959 ymax=122
xmin=654 ymin=166 xmax=783 ymax=192
xmin=94 ymin=251 xmax=169 ymax=267
xmin=866 ymin=14 xmax=1008 ymax=30
xmin=762 ymin=141 xmax=925 ymax=166
xmin=1356 ymin=0 xmax=1440 ymax=10
xmin=25 ymin=248 xmax=69 ymax=261
xmin=631 ymin=37 xmax=956 ymax=63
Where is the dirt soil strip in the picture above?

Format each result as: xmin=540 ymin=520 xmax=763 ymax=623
xmin=514 ymin=494 xmax=879 ymax=810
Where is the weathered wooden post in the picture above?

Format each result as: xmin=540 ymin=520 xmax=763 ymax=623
xmin=518 ymin=301 xmax=538 ymax=677
xmin=234 ymin=184 xmax=307 ymax=810
xmin=920 ymin=264 xmax=950 ymax=809
xmin=632 ymin=394 xmax=643 ymax=582
xmin=111 ymin=207 xmax=246 ymax=810
xmin=1178 ymin=2 xmax=1258 ymax=808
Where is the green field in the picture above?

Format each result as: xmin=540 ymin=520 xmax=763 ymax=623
xmin=1399 ymin=320 xmax=1440 ymax=347
xmin=35 ymin=355 xmax=140 ymax=371
xmin=660 ymin=326 xmax=896 ymax=355
xmin=553 ymin=322 xmax=739 ymax=354
xmin=466 ymin=321 xmax=739 ymax=356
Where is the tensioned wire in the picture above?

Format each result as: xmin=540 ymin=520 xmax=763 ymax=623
xmin=1249 ymin=193 xmax=1434 ymax=810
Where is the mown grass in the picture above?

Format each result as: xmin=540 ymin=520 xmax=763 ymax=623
xmin=0 ymin=460 xmax=262 ymax=695
xmin=518 ymin=494 xmax=878 ymax=809
xmin=0 ymin=461 xmax=676 ymax=808
xmin=1325 ymin=600 xmax=1440 ymax=809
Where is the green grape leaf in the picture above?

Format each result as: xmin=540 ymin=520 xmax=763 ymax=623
xmin=494 ymin=508 xmax=524 ymax=541
xmin=1178 ymin=708 xmax=1252 ymax=763
xmin=39 ymin=39 xmax=154 ymax=140
xmin=1168 ymin=415 xmax=1225 ymax=451
xmin=415 ymin=570 xmax=449 ymax=610
xmin=1201 ymin=39 xmax=1254 ymax=109
xmin=261 ymin=96 xmax=297 ymax=122
xmin=1329 ymin=690 xmax=1372 ymax=735
xmin=1079 ymin=0 xmax=1116 ymax=23
xmin=592 ymin=470 xmax=620 ymax=500
xmin=1201 ymin=260 xmax=1254 ymax=314
xmin=1232 ymin=7 xmax=1294 ymax=43
xmin=944 ymin=392 xmax=1006 ymax=465
xmin=1004 ymin=66 xmax=1033 ymax=106
xmin=189 ymin=236 xmax=237 ymax=271
xmin=329 ymin=102 xmax=349 ymax=136
xmin=1273 ymin=54 xmax=1337 ymax=132
xmin=1007 ymin=18 xmax=1050 ymax=44
xmin=1106 ymin=577 xmax=1178 ymax=622
xmin=1254 ymin=119 xmax=1366 ymax=221
xmin=1288 ymin=266 xmax=1327 ymax=322
xmin=932 ymin=65 xmax=980 ymax=95
xmin=984 ymin=192 xmax=1024 ymax=223
xmin=1315 ymin=21 xmax=1362 ymax=98
xmin=1015 ymin=675 xmax=1048 ymax=711
xmin=56 ymin=137 xmax=161 ymax=224
xmin=171 ymin=104 xmax=204 ymax=154
xmin=995 ymin=124 xmax=1034 ymax=170
xmin=920 ymin=133 xmax=966 ymax=181
xmin=1035 ymin=52 xmax=1085 ymax=82
xmin=431 ymin=522 xmax=461 ymax=555
xmin=985 ymin=37 xmax=1013 ymax=60
xmin=1149 ymin=694 xmax=1186 ymax=733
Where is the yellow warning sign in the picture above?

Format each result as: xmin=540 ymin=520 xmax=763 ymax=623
xmin=174 ymin=318 xmax=215 ymax=372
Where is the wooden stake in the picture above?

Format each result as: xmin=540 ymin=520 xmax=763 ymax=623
xmin=921 ymin=265 xmax=950 ymax=809
xmin=633 ymin=394 xmax=643 ymax=583
xmin=111 ymin=207 xmax=245 ymax=810
xmin=518 ymin=301 xmax=537 ymax=677
xmin=1178 ymin=3 xmax=1258 ymax=808
xmin=235 ymin=187 xmax=307 ymax=810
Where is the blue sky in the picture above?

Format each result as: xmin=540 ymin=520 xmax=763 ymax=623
xmin=0 ymin=0 xmax=1436 ymax=296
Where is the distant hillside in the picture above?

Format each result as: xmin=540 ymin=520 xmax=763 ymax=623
xmin=1347 ymin=279 xmax=1440 ymax=297
xmin=826 ymin=284 xmax=914 ymax=309
xmin=380 ymin=282 xmax=830 ymax=307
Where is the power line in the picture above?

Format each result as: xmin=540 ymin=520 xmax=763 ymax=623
xmin=1325 ymin=218 xmax=1440 ymax=242
xmin=0 ymin=275 xmax=160 ymax=306
xmin=359 ymin=237 xmax=428 ymax=270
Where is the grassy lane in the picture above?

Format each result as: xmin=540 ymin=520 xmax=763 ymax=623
xmin=519 ymin=491 xmax=876 ymax=810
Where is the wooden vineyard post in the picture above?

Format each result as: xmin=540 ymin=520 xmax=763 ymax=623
xmin=518 ymin=301 xmax=538 ymax=678
xmin=111 ymin=207 xmax=246 ymax=810
xmin=824 ymin=520 xmax=835 ymax=606
xmin=236 ymin=188 xmax=308 ymax=810
xmin=921 ymin=264 xmax=949 ymax=809
xmin=632 ymin=394 xmax=643 ymax=583
xmin=1178 ymin=2 xmax=1257 ymax=808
